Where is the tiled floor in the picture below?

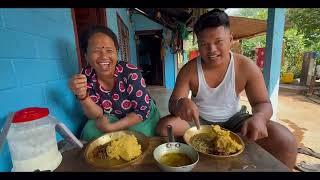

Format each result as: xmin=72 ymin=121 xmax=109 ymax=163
xmin=147 ymin=86 xmax=320 ymax=171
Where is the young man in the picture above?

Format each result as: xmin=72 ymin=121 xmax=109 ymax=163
xmin=156 ymin=9 xmax=297 ymax=170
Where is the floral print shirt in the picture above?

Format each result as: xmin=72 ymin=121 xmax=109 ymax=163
xmin=81 ymin=61 xmax=151 ymax=121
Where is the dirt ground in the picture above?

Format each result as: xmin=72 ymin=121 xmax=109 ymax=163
xmin=240 ymin=89 xmax=320 ymax=171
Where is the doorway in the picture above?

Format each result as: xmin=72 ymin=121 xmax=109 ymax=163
xmin=72 ymin=8 xmax=107 ymax=69
xmin=136 ymin=30 xmax=164 ymax=86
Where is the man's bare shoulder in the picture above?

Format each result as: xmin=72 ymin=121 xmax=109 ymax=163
xmin=234 ymin=53 xmax=261 ymax=74
xmin=180 ymin=58 xmax=197 ymax=74
xmin=175 ymin=58 xmax=198 ymax=87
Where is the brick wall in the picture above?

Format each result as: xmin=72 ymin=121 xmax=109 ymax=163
xmin=0 ymin=8 xmax=85 ymax=172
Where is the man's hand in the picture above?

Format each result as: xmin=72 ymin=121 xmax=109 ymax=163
xmin=95 ymin=115 xmax=114 ymax=133
xmin=240 ymin=113 xmax=268 ymax=142
xmin=69 ymin=74 xmax=88 ymax=99
xmin=176 ymin=97 xmax=200 ymax=129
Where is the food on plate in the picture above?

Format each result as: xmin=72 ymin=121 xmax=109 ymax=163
xmin=210 ymin=125 xmax=243 ymax=155
xmin=190 ymin=125 xmax=243 ymax=155
xmin=93 ymin=134 xmax=142 ymax=161
xmin=106 ymin=134 xmax=142 ymax=161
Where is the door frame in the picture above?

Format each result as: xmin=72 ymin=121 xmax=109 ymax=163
xmin=135 ymin=30 xmax=165 ymax=86
xmin=71 ymin=8 xmax=107 ymax=71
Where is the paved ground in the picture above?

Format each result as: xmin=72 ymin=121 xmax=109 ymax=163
xmin=147 ymin=86 xmax=320 ymax=171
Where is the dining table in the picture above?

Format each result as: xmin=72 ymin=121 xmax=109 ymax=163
xmin=55 ymin=136 xmax=290 ymax=172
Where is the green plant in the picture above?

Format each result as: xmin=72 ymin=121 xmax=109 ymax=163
xmin=240 ymin=35 xmax=266 ymax=59
xmin=282 ymin=28 xmax=306 ymax=78
xmin=286 ymin=8 xmax=320 ymax=48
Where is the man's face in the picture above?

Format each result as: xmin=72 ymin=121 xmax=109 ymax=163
xmin=85 ymin=32 xmax=118 ymax=77
xmin=197 ymin=26 xmax=233 ymax=66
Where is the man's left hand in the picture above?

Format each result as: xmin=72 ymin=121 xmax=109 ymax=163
xmin=240 ymin=113 xmax=268 ymax=142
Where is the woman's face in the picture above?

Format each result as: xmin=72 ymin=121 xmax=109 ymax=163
xmin=85 ymin=32 xmax=118 ymax=77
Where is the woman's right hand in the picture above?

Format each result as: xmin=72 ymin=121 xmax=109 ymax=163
xmin=69 ymin=74 xmax=88 ymax=99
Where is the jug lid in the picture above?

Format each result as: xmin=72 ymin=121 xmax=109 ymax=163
xmin=13 ymin=107 xmax=49 ymax=123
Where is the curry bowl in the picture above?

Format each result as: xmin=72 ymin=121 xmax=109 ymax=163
xmin=183 ymin=125 xmax=245 ymax=158
xmin=84 ymin=130 xmax=149 ymax=169
xmin=153 ymin=125 xmax=199 ymax=172
xmin=153 ymin=142 xmax=199 ymax=172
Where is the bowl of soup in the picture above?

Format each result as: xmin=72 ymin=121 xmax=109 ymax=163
xmin=153 ymin=142 xmax=199 ymax=172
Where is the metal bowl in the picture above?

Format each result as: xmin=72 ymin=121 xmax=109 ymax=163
xmin=153 ymin=142 xmax=199 ymax=172
xmin=84 ymin=130 xmax=149 ymax=169
xmin=183 ymin=125 xmax=245 ymax=158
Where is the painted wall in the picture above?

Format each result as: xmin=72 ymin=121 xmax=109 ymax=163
xmin=132 ymin=13 xmax=176 ymax=89
xmin=0 ymin=8 xmax=177 ymax=171
xmin=0 ymin=8 xmax=85 ymax=172
xmin=106 ymin=8 xmax=137 ymax=66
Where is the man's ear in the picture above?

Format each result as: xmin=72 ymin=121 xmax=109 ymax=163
xmin=229 ymin=32 xmax=234 ymax=43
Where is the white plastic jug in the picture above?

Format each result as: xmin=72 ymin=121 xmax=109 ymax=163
xmin=6 ymin=107 xmax=62 ymax=172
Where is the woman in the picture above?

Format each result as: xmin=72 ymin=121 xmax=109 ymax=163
xmin=69 ymin=26 xmax=161 ymax=141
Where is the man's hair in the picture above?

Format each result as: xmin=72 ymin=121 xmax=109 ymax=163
xmin=193 ymin=9 xmax=230 ymax=36
xmin=80 ymin=25 xmax=119 ymax=53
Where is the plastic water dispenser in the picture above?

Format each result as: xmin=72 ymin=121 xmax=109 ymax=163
xmin=6 ymin=107 xmax=62 ymax=172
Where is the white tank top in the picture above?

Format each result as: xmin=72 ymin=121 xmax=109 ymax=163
xmin=191 ymin=52 xmax=241 ymax=122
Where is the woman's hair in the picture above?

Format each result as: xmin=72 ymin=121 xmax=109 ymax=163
xmin=80 ymin=25 xmax=119 ymax=53
xmin=193 ymin=9 xmax=230 ymax=36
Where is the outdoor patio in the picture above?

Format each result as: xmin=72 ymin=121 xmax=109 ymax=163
xmin=147 ymin=85 xmax=320 ymax=171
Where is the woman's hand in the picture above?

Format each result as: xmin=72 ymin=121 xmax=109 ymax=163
xmin=69 ymin=74 xmax=88 ymax=99
xmin=95 ymin=115 xmax=115 ymax=133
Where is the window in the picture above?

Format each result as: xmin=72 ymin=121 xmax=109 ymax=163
xmin=117 ymin=14 xmax=130 ymax=62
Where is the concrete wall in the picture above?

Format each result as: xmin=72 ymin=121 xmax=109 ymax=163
xmin=0 ymin=8 xmax=177 ymax=171
xmin=106 ymin=8 xmax=137 ymax=66
xmin=132 ymin=13 xmax=176 ymax=89
xmin=0 ymin=8 xmax=85 ymax=172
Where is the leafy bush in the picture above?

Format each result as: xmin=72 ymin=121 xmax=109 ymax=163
xmin=282 ymin=28 xmax=306 ymax=78
xmin=241 ymin=35 xmax=266 ymax=59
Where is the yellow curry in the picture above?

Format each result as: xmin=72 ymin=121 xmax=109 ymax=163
xmin=190 ymin=125 xmax=243 ymax=155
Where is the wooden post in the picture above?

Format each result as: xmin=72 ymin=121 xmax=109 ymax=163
xmin=263 ymin=8 xmax=285 ymax=121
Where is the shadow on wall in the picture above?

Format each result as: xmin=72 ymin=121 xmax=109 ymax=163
xmin=48 ymin=39 xmax=87 ymax=137
xmin=57 ymin=38 xmax=81 ymax=76
xmin=46 ymin=88 xmax=86 ymax=137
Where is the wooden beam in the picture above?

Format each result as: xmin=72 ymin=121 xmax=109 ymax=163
xmin=133 ymin=8 xmax=174 ymax=30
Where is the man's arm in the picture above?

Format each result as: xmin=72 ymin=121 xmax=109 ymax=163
xmin=244 ymin=59 xmax=273 ymax=123
xmin=168 ymin=63 xmax=192 ymax=116
xmin=169 ymin=62 xmax=201 ymax=129
xmin=237 ymin=57 xmax=272 ymax=141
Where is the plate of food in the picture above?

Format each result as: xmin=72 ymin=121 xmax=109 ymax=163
xmin=183 ymin=125 xmax=244 ymax=158
xmin=84 ymin=130 xmax=149 ymax=169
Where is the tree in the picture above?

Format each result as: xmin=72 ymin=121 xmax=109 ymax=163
xmin=241 ymin=35 xmax=266 ymax=59
xmin=286 ymin=8 xmax=320 ymax=49
xmin=236 ymin=8 xmax=267 ymax=20
xmin=236 ymin=9 xmax=267 ymax=59
xmin=282 ymin=28 xmax=306 ymax=78
xmin=236 ymin=8 xmax=319 ymax=78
